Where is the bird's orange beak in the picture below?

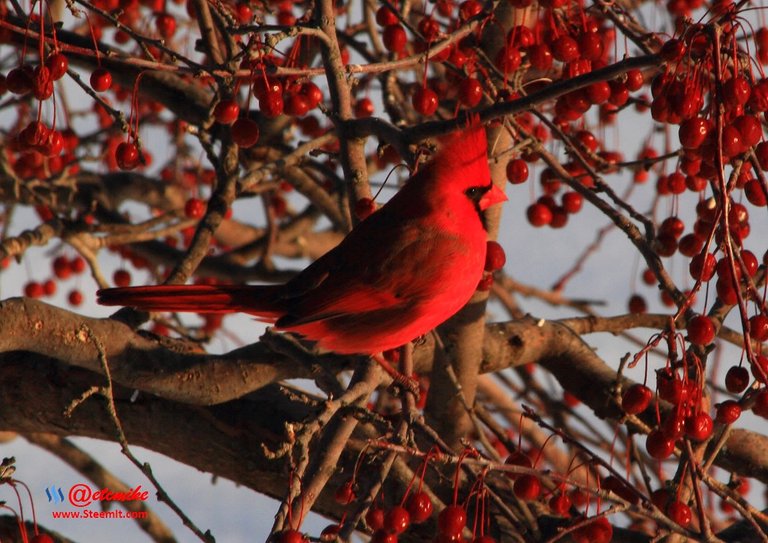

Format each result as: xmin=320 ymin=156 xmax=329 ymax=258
xmin=479 ymin=183 xmax=508 ymax=211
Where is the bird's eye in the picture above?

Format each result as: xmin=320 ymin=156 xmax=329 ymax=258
xmin=465 ymin=184 xmax=490 ymax=201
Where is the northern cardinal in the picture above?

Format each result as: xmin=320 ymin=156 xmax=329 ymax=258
xmin=97 ymin=124 xmax=506 ymax=354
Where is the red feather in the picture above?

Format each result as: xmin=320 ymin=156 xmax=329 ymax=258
xmin=97 ymin=124 xmax=506 ymax=354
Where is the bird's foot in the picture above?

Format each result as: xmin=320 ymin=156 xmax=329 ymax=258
xmin=372 ymin=353 xmax=420 ymax=397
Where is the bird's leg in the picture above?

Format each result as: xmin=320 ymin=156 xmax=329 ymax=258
xmin=371 ymin=350 xmax=420 ymax=396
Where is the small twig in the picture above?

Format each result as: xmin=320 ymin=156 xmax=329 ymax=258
xmin=72 ymin=324 xmax=215 ymax=543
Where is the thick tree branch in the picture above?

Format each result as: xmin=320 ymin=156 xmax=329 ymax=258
xmin=1 ymin=298 xmax=766 ymax=486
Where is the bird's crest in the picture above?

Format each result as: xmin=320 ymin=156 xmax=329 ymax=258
xmin=430 ymin=118 xmax=490 ymax=187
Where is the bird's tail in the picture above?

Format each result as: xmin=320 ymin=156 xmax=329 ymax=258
xmin=97 ymin=284 xmax=284 ymax=319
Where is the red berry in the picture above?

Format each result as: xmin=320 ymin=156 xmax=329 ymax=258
xmin=458 ymin=0 xmax=482 ymax=20
xmin=656 ymin=369 xmax=689 ymax=405
xmin=753 ymin=389 xmax=768 ymax=418
xmin=355 ymin=97 xmax=375 ymax=118
xmin=504 ymin=450 xmax=532 ymax=479
xmin=20 ymin=120 xmax=50 ymax=148
xmin=689 ymin=252 xmax=716 ymax=282
xmin=235 ymin=2 xmax=252 ymax=23
xmin=30 ymin=535 xmax=54 ymax=543
xmin=214 ymin=99 xmax=240 ymax=124
xmin=418 ymin=16 xmax=440 ymax=41
xmin=231 ymin=118 xmax=260 ymax=147
xmin=725 ymin=365 xmax=750 ymax=393
xmin=646 ymin=429 xmax=675 ymax=459
xmin=32 ymin=65 xmax=53 ymax=101
xmin=655 ymin=234 xmax=677 ymax=256
xmin=586 ymin=81 xmax=611 ymax=104
xmin=569 ymin=488 xmax=588 ymax=507
xmin=625 ymin=69 xmax=644 ymax=91
xmin=375 ymin=6 xmax=399 ymax=26
xmin=526 ymin=203 xmax=553 ymax=227
xmin=608 ymin=81 xmax=629 ymax=106
xmin=757 ymin=141 xmax=768 ymax=170
xmin=562 ymin=191 xmax=583 ymax=213
xmin=253 ymin=77 xmax=282 ymax=101
xmin=319 ymin=524 xmax=340 ymax=542
xmin=412 ymin=87 xmax=438 ymax=116
xmin=259 ymin=92 xmax=284 ymax=117
xmin=276 ymin=7 xmax=295 ymax=24
xmin=572 ymin=517 xmax=613 ymax=543
xmin=68 ymin=289 xmax=83 ymax=306
xmin=734 ymin=115 xmax=762 ymax=147
xmin=659 ymin=216 xmax=684 ymax=239
xmin=667 ymin=501 xmax=692 ymax=527
xmin=155 ymin=11 xmax=177 ymax=38
xmin=383 ymin=505 xmax=410 ymax=534
xmin=44 ymin=54 xmax=68 ymax=83
xmin=684 ymin=411 xmax=713 ymax=441
xmin=651 ymin=487 xmax=671 ymax=510
xmin=366 ymin=507 xmax=385 ymax=530
xmin=90 ymin=67 xmax=112 ymax=92
xmin=184 ymin=197 xmax=206 ymax=219
xmin=715 ymin=400 xmax=741 ymax=424
xmin=621 ymin=384 xmax=652 ymax=414
xmin=24 ymin=281 xmax=44 ymax=298
xmin=334 ymin=480 xmax=355 ymax=505
xmin=686 ymin=314 xmax=715 ymax=345
xmin=529 ymin=43 xmax=554 ymax=71
xmin=602 ymin=475 xmax=640 ymax=504
xmin=115 ymin=142 xmax=140 ymax=170
xmin=113 ymin=269 xmax=131 ymax=287
xmin=578 ymin=32 xmax=603 ymax=60
xmin=484 ymin=241 xmax=506 ymax=271
xmin=70 ymin=256 xmax=86 ymax=274
xmin=506 ymin=159 xmax=529 ymax=184
xmin=53 ymin=255 xmax=72 ymax=279
xmin=437 ymin=505 xmax=466 ymax=536
xmin=660 ymin=38 xmax=685 ymax=61
xmin=406 ymin=491 xmax=433 ymax=523
xmin=476 ymin=273 xmax=494 ymax=291
xmin=661 ymin=412 xmax=685 ymax=440
xmin=551 ymin=35 xmax=579 ymax=62
xmin=752 ymin=355 xmax=768 ymax=384
xmin=495 ymin=46 xmax=522 ymax=73
xmin=549 ymin=492 xmax=572 ymax=516
xmin=383 ymin=24 xmax=407 ymax=53
xmin=42 ymin=130 xmax=64 ymax=157
xmin=721 ymin=126 xmax=745 ymax=157
xmin=741 ymin=250 xmax=759 ymax=277
xmin=458 ymin=77 xmax=483 ymax=107
xmin=513 ymin=474 xmax=541 ymax=500
xmin=42 ymin=279 xmax=57 ymax=297
xmin=6 ymin=65 xmax=33 ymax=95
xmin=678 ymin=117 xmax=711 ymax=149
xmin=749 ymin=315 xmax=768 ymax=341
xmin=284 ymin=93 xmax=310 ymax=117
xmin=299 ymin=82 xmax=323 ymax=109
xmin=627 ymin=294 xmax=647 ymax=314
xmin=722 ymin=75 xmax=751 ymax=108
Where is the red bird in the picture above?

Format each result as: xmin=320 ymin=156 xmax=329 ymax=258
xmin=97 ymin=125 xmax=506 ymax=354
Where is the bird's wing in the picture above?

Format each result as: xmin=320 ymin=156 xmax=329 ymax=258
xmin=276 ymin=221 xmax=470 ymax=328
